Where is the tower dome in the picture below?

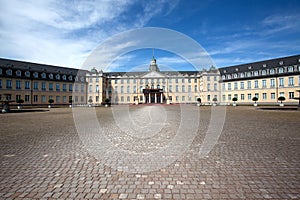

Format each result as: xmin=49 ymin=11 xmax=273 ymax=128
xmin=149 ymin=56 xmax=160 ymax=72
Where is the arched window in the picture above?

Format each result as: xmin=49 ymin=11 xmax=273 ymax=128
xmin=157 ymin=84 xmax=160 ymax=89
xmin=254 ymin=71 xmax=259 ymax=76
xmin=247 ymin=72 xmax=251 ymax=77
xmin=16 ymin=70 xmax=21 ymax=76
xmin=270 ymin=69 xmax=275 ymax=74
xmin=288 ymin=66 xmax=294 ymax=72
xmin=222 ymin=75 xmax=226 ymax=80
xmin=261 ymin=70 xmax=266 ymax=75
xmin=240 ymin=73 xmax=245 ymax=78
xmin=233 ymin=73 xmax=238 ymax=78
xmin=278 ymin=68 xmax=284 ymax=73
xmin=227 ymin=74 xmax=232 ymax=79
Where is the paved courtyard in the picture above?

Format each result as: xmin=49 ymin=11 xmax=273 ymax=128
xmin=0 ymin=105 xmax=299 ymax=199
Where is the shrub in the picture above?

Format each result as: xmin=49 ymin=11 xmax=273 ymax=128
xmin=16 ymin=99 xmax=24 ymax=104
xmin=232 ymin=97 xmax=237 ymax=102
xmin=48 ymin=99 xmax=54 ymax=104
xmin=252 ymin=97 xmax=258 ymax=103
xmin=196 ymin=98 xmax=201 ymax=103
xmin=278 ymin=96 xmax=286 ymax=103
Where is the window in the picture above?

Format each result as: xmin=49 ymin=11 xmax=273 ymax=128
xmin=115 ymin=79 xmax=118 ymax=84
xmin=96 ymin=85 xmax=99 ymax=92
xmin=176 ymin=96 xmax=179 ymax=102
xmin=16 ymin=95 xmax=21 ymax=101
xmin=289 ymin=92 xmax=294 ymax=99
xmin=6 ymin=69 xmax=12 ymax=76
xmin=63 ymin=96 xmax=67 ymax=103
xmin=240 ymin=82 xmax=244 ymax=89
xmin=175 ymin=79 xmax=178 ymax=83
xmin=182 ymin=96 xmax=185 ymax=101
xmin=222 ymin=95 xmax=226 ymax=101
xmin=0 ymin=79 xmax=2 ymax=88
xmin=240 ymin=73 xmax=245 ymax=78
xmin=115 ymin=86 xmax=118 ymax=93
xmin=127 ymin=96 xmax=130 ymax=102
xmin=188 ymin=85 xmax=191 ymax=92
xmin=241 ymin=94 xmax=245 ymax=101
xmin=213 ymin=83 xmax=217 ymax=91
xmin=222 ymin=83 xmax=225 ymax=91
xmin=279 ymin=78 xmax=284 ymax=87
xmin=127 ymin=86 xmax=130 ymax=93
xmin=288 ymin=66 xmax=294 ymax=72
xmin=262 ymin=80 xmax=266 ymax=88
xmin=56 ymin=96 xmax=60 ymax=103
xmin=69 ymin=84 xmax=73 ymax=91
xmin=254 ymin=71 xmax=259 ymax=76
xmin=49 ymin=83 xmax=53 ymax=91
xmin=140 ymin=86 xmax=143 ymax=93
xmin=16 ymin=70 xmax=21 ymax=76
xmin=262 ymin=93 xmax=267 ymax=100
xmin=214 ymin=76 xmax=217 ymax=81
xmin=207 ymin=95 xmax=211 ymax=101
xmin=207 ymin=83 xmax=210 ymax=91
xmin=140 ymin=79 xmax=143 ymax=84
xmin=228 ymin=94 xmax=231 ymax=101
xmin=133 ymin=86 xmax=136 ymax=93
xmin=248 ymin=93 xmax=252 ymax=100
xmin=24 ymin=81 xmax=30 ymax=89
xmin=127 ymin=79 xmax=130 ymax=84
xmin=182 ymin=78 xmax=185 ymax=83
xmin=121 ymin=96 xmax=124 ymax=102
xmin=169 ymin=85 xmax=172 ymax=92
xmin=121 ymin=86 xmax=124 ymax=93
xmin=133 ymin=79 xmax=136 ymax=84
xmin=279 ymin=92 xmax=284 ymax=97
xmin=194 ymin=85 xmax=197 ymax=92
xmin=255 ymin=93 xmax=259 ymax=98
xmin=278 ymin=68 xmax=284 ymax=73
xmin=6 ymin=80 xmax=12 ymax=89
xmin=33 ymin=82 xmax=38 ymax=90
xmin=271 ymin=93 xmax=275 ymax=100
xmin=247 ymin=81 xmax=251 ymax=89
xmin=25 ymin=95 xmax=30 ymax=102
xmin=254 ymin=80 xmax=258 ymax=88
xmin=41 ymin=95 xmax=46 ymax=103
xmin=80 ymin=96 xmax=84 ymax=102
xmin=33 ymin=95 xmax=38 ymax=102
xmin=42 ymin=82 xmax=46 ymax=91
xmin=270 ymin=79 xmax=275 ymax=88
xmin=234 ymin=82 xmax=238 ymax=90
xmin=288 ymin=77 xmax=294 ymax=86
xmin=75 ymin=96 xmax=78 ymax=102
xmin=80 ymin=84 xmax=84 ymax=92
xmin=262 ymin=70 xmax=266 ymax=75
xmin=63 ymin=84 xmax=66 ymax=91
xmin=270 ymin=69 xmax=275 ymax=74
xmin=227 ymin=83 xmax=231 ymax=90
xmin=16 ymin=80 xmax=21 ymax=89
xmin=121 ymin=79 xmax=124 ymax=84
xmin=56 ymin=83 xmax=60 ymax=91
xmin=207 ymin=76 xmax=210 ymax=81
xmin=176 ymin=85 xmax=179 ymax=92
xmin=182 ymin=85 xmax=185 ymax=92
xmin=188 ymin=79 xmax=191 ymax=83
xmin=41 ymin=73 xmax=46 ymax=79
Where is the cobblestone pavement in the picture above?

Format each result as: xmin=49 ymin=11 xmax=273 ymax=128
xmin=0 ymin=105 xmax=299 ymax=199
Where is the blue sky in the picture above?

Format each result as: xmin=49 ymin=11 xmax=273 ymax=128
xmin=0 ymin=0 xmax=300 ymax=72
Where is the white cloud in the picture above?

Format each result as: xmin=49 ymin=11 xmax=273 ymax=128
xmin=0 ymin=0 xmax=179 ymax=68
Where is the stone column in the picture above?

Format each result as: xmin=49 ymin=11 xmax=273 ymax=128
xmin=143 ymin=94 xmax=146 ymax=103
xmin=148 ymin=93 xmax=151 ymax=103
xmin=160 ymin=93 xmax=163 ymax=103
xmin=155 ymin=93 xmax=157 ymax=103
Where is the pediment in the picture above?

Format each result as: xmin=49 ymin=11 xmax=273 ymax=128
xmin=141 ymin=71 xmax=165 ymax=78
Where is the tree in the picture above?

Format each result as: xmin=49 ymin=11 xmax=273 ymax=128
xmin=278 ymin=96 xmax=286 ymax=104
xmin=69 ymin=99 xmax=73 ymax=104
xmin=196 ymin=98 xmax=201 ymax=103
xmin=232 ymin=97 xmax=238 ymax=102
xmin=104 ymin=98 xmax=110 ymax=103
xmin=213 ymin=97 xmax=217 ymax=102
xmin=16 ymin=99 xmax=24 ymax=106
xmin=252 ymin=97 xmax=258 ymax=104
xmin=48 ymin=99 xmax=54 ymax=105
xmin=88 ymin=99 xmax=93 ymax=103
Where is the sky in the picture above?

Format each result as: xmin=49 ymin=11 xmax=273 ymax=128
xmin=0 ymin=0 xmax=300 ymax=72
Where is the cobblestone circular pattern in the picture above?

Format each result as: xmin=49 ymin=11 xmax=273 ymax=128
xmin=1 ymin=106 xmax=300 ymax=199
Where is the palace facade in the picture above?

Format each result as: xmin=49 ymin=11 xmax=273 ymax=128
xmin=1 ymin=54 xmax=300 ymax=106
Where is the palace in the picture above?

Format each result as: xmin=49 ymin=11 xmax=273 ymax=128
xmin=0 ymin=54 xmax=300 ymax=107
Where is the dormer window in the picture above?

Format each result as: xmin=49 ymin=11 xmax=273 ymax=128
xmin=223 ymin=70 xmax=227 ymax=73
xmin=75 ymin=76 xmax=79 ymax=81
xmin=278 ymin=68 xmax=284 ymax=73
xmin=262 ymin=70 xmax=267 ymax=75
xmin=247 ymin=72 xmax=251 ymax=77
xmin=222 ymin=75 xmax=225 ymax=80
xmin=16 ymin=70 xmax=21 ymax=76
xmin=68 ymin=75 xmax=73 ymax=81
xmin=270 ymin=69 xmax=275 ymax=74
xmin=227 ymin=74 xmax=232 ymax=79
xmin=263 ymin=64 xmax=267 ymax=67
xmin=80 ymin=77 xmax=85 ymax=82
xmin=248 ymin=66 xmax=252 ymax=69
xmin=240 ymin=73 xmax=245 ymax=78
xmin=235 ymin=68 xmax=239 ymax=71
xmin=279 ymin=61 xmax=284 ymax=65
xmin=233 ymin=73 xmax=238 ymax=78
xmin=33 ymin=72 xmax=38 ymax=78
xmin=62 ymin=75 xmax=66 ymax=80
xmin=55 ymin=74 xmax=60 ymax=80
xmin=0 ymin=68 xmax=2 ymax=75
xmin=25 ymin=71 xmax=30 ymax=77
xmin=41 ymin=72 xmax=46 ymax=78
xmin=288 ymin=66 xmax=293 ymax=72
xmin=254 ymin=71 xmax=259 ymax=76
xmin=49 ymin=73 xmax=53 ymax=79
xmin=6 ymin=69 xmax=12 ymax=76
